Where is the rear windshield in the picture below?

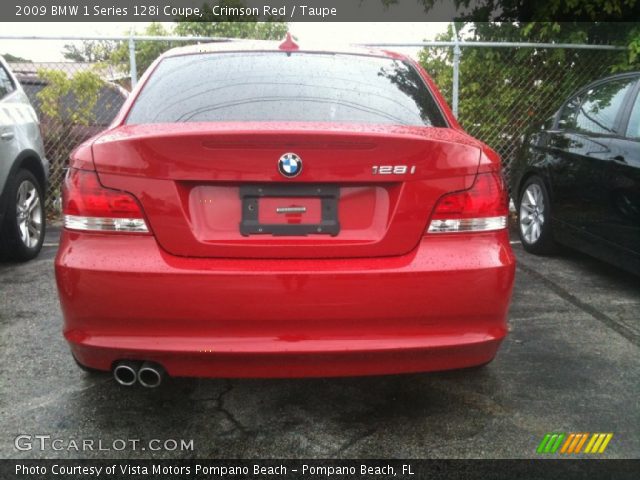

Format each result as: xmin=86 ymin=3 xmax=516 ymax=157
xmin=126 ymin=52 xmax=447 ymax=127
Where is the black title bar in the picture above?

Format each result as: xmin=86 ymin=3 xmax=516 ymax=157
xmin=4 ymin=0 xmax=640 ymax=23
xmin=5 ymin=0 xmax=458 ymax=23
xmin=1 ymin=459 xmax=639 ymax=480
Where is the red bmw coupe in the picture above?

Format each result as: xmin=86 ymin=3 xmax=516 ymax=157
xmin=55 ymin=36 xmax=515 ymax=387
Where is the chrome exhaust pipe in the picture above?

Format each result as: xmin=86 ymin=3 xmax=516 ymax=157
xmin=137 ymin=361 xmax=165 ymax=388
xmin=113 ymin=360 xmax=140 ymax=386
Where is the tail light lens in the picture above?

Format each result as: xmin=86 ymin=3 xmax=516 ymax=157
xmin=62 ymin=168 xmax=149 ymax=234
xmin=427 ymin=172 xmax=508 ymax=233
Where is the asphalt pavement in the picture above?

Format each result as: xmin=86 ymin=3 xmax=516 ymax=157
xmin=0 ymin=226 xmax=638 ymax=459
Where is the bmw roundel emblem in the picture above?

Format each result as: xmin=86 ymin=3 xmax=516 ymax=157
xmin=278 ymin=153 xmax=303 ymax=178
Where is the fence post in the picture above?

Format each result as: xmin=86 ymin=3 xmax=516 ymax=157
xmin=451 ymin=23 xmax=461 ymax=119
xmin=128 ymin=36 xmax=137 ymax=88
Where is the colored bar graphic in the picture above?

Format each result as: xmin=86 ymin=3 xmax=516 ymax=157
xmin=560 ymin=434 xmax=575 ymax=453
xmin=574 ymin=433 xmax=589 ymax=453
xmin=584 ymin=433 xmax=614 ymax=453
xmin=537 ymin=433 xmax=565 ymax=453
xmin=584 ymin=433 xmax=598 ymax=453
xmin=591 ymin=434 xmax=606 ymax=453
xmin=550 ymin=434 xmax=565 ymax=453
xmin=544 ymin=434 xmax=557 ymax=453
xmin=598 ymin=434 xmax=613 ymax=453
xmin=539 ymin=433 xmax=613 ymax=454
xmin=537 ymin=434 xmax=552 ymax=454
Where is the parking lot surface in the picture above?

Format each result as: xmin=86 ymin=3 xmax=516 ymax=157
xmin=1 ymin=227 xmax=638 ymax=459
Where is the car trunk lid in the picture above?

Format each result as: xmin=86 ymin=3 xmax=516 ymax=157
xmin=92 ymin=122 xmax=482 ymax=259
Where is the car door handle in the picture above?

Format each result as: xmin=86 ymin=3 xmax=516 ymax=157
xmin=610 ymin=155 xmax=627 ymax=164
xmin=0 ymin=132 xmax=15 ymax=141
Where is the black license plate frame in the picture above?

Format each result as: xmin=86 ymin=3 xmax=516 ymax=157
xmin=239 ymin=185 xmax=340 ymax=237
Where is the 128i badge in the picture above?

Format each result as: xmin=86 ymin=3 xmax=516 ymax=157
xmin=372 ymin=165 xmax=416 ymax=175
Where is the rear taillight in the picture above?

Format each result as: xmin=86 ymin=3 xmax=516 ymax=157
xmin=427 ymin=172 xmax=508 ymax=233
xmin=62 ymin=169 xmax=149 ymax=234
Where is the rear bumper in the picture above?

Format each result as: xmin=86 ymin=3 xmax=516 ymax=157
xmin=55 ymin=231 xmax=515 ymax=378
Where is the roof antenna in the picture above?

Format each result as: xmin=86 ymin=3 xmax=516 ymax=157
xmin=279 ymin=32 xmax=299 ymax=52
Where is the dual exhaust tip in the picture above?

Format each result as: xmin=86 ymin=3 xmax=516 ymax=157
xmin=113 ymin=360 xmax=165 ymax=388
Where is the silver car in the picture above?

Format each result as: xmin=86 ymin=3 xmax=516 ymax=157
xmin=0 ymin=56 xmax=48 ymax=260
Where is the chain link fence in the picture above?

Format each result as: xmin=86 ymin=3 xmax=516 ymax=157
xmin=7 ymin=60 xmax=129 ymax=213
xmin=2 ymin=36 xmax=625 ymax=215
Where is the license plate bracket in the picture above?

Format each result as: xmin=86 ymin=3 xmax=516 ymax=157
xmin=240 ymin=185 xmax=340 ymax=236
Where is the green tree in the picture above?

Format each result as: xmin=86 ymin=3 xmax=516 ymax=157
xmin=108 ymin=23 xmax=175 ymax=78
xmin=418 ymin=22 xmax=636 ymax=165
xmin=412 ymin=0 xmax=640 ymax=67
xmin=37 ymin=69 xmax=103 ymax=126
xmin=2 ymin=53 xmax=30 ymax=62
xmin=37 ymin=69 xmax=104 ymax=205
xmin=62 ymin=40 xmax=119 ymax=63
xmin=436 ymin=0 xmax=639 ymax=22
xmin=175 ymin=21 xmax=287 ymax=39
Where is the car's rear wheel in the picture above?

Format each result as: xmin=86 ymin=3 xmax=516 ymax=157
xmin=1 ymin=169 xmax=46 ymax=261
xmin=518 ymin=176 xmax=556 ymax=254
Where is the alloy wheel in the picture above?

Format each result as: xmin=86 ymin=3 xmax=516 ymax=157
xmin=15 ymin=179 xmax=43 ymax=249
xmin=519 ymin=183 xmax=545 ymax=244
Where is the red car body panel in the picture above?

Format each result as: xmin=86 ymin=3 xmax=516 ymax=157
xmin=55 ymin=41 xmax=516 ymax=379
xmin=57 ymin=230 xmax=514 ymax=378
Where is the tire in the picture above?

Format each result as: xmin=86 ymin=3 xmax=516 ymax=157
xmin=517 ymin=175 xmax=556 ymax=255
xmin=0 ymin=169 xmax=46 ymax=261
